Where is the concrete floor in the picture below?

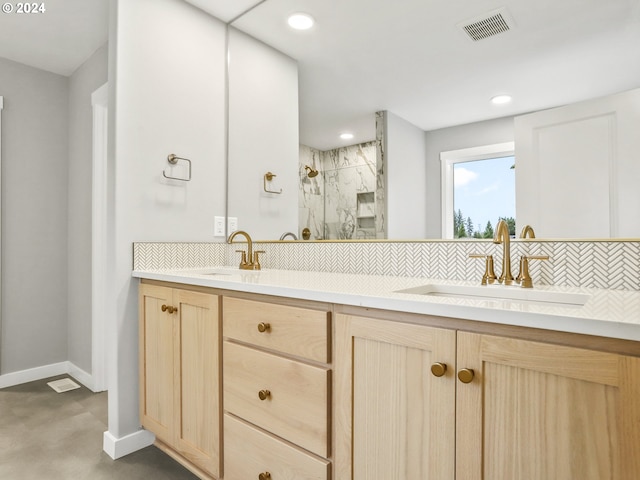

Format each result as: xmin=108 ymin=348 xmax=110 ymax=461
xmin=0 ymin=375 xmax=198 ymax=479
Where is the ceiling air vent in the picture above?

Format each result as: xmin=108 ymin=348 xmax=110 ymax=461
xmin=458 ymin=8 xmax=515 ymax=42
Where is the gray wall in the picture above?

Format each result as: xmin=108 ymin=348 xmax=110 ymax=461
xmin=228 ymin=27 xmax=299 ymax=239
xmin=0 ymin=57 xmax=69 ymax=373
xmin=67 ymin=44 xmax=108 ymax=374
xmin=385 ymin=111 xmax=428 ymax=238
xmin=424 ymin=116 xmax=514 ymax=238
xmin=109 ymin=0 xmax=227 ymax=440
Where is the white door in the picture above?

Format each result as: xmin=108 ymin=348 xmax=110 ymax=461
xmin=515 ymin=88 xmax=640 ymax=238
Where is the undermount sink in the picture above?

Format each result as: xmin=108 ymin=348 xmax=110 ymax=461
xmin=177 ymin=267 xmax=259 ymax=277
xmin=395 ymin=283 xmax=590 ymax=306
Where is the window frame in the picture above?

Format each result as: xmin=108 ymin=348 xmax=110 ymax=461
xmin=440 ymin=142 xmax=514 ymax=239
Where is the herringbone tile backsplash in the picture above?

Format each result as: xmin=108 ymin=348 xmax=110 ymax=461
xmin=133 ymin=240 xmax=640 ymax=291
xmin=133 ymin=242 xmax=226 ymax=270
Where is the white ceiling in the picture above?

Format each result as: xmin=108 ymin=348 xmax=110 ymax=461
xmin=182 ymin=0 xmax=263 ymax=23
xmin=229 ymin=0 xmax=640 ymax=150
xmin=0 ymin=0 xmax=108 ymax=76
xmin=3 ymin=0 xmax=638 ymax=151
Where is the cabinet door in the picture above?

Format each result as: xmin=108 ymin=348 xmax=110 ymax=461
xmin=139 ymin=284 xmax=175 ymax=444
xmin=173 ymin=289 xmax=220 ymax=478
xmin=457 ymin=332 xmax=640 ymax=480
xmin=335 ymin=314 xmax=456 ymax=480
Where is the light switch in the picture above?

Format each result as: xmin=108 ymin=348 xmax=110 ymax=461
xmin=228 ymin=217 xmax=238 ymax=233
xmin=214 ymin=216 xmax=225 ymax=236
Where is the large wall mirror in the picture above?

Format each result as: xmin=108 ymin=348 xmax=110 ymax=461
xmin=228 ymin=0 xmax=640 ymax=240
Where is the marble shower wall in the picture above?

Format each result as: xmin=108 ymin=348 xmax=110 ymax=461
xmin=299 ymin=145 xmax=324 ymax=239
xmin=299 ymin=141 xmax=381 ymax=240
xmin=323 ymin=141 xmax=379 ymax=239
xmin=374 ymin=111 xmax=386 ymax=238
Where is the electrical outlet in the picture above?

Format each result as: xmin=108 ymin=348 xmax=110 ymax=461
xmin=214 ymin=216 xmax=225 ymax=236
xmin=228 ymin=217 xmax=238 ymax=233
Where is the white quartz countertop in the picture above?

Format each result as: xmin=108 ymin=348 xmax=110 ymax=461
xmin=133 ymin=267 xmax=640 ymax=342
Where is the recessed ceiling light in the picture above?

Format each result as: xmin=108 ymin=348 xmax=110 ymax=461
xmin=340 ymin=133 xmax=354 ymax=140
xmin=491 ymin=94 xmax=512 ymax=105
xmin=287 ymin=13 xmax=314 ymax=30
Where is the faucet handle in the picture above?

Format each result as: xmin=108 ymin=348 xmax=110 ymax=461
xmin=518 ymin=255 xmax=549 ymax=288
xmin=469 ymin=253 xmax=497 ymax=285
xmin=253 ymin=250 xmax=265 ymax=270
xmin=235 ymin=249 xmax=248 ymax=267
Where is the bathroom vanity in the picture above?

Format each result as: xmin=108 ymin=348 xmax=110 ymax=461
xmin=135 ymin=267 xmax=640 ymax=480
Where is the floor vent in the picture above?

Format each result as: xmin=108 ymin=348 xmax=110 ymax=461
xmin=459 ymin=8 xmax=514 ymax=41
xmin=47 ymin=378 xmax=81 ymax=393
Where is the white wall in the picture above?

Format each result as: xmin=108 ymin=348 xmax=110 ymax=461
xmin=228 ymin=27 xmax=299 ymax=240
xmin=0 ymin=57 xmax=69 ymax=374
xmin=424 ymin=116 xmax=514 ymax=238
xmin=67 ymin=44 xmax=108 ymax=375
xmin=108 ymin=0 xmax=227 ymax=447
xmin=385 ymin=111 xmax=428 ymax=238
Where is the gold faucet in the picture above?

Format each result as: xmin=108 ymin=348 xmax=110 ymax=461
xmin=519 ymin=225 xmax=536 ymax=239
xmin=227 ymin=230 xmax=264 ymax=270
xmin=493 ymin=219 xmax=515 ymax=285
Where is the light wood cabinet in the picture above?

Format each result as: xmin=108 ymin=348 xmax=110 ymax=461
xmin=223 ymin=296 xmax=330 ymax=363
xmin=334 ymin=313 xmax=456 ymax=480
xmin=457 ymin=332 xmax=640 ymax=480
xmin=224 ymin=414 xmax=329 ymax=480
xmin=335 ymin=312 xmax=640 ymax=480
xmin=223 ymin=296 xmax=332 ymax=480
xmin=138 ymin=282 xmax=640 ymax=480
xmin=223 ymin=341 xmax=330 ymax=457
xmin=139 ymin=283 xmax=220 ymax=478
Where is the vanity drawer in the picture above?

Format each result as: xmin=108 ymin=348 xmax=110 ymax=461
xmin=223 ymin=341 xmax=330 ymax=457
xmin=224 ymin=414 xmax=329 ymax=480
xmin=223 ymin=296 xmax=330 ymax=363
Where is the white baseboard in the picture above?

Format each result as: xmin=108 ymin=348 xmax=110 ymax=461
xmin=103 ymin=429 xmax=155 ymax=459
xmin=0 ymin=361 xmax=97 ymax=391
xmin=67 ymin=362 xmax=95 ymax=392
xmin=0 ymin=362 xmax=68 ymax=389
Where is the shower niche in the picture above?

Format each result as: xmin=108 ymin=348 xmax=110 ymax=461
xmin=356 ymin=192 xmax=376 ymax=239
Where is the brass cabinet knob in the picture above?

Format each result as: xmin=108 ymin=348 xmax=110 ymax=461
xmin=258 ymin=389 xmax=271 ymax=401
xmin=457 ymin=368 xmax=475 ymax=384
xmin=257 ymin=322 xmax=271 ymax=333
xmin=161 ymin=305 xmax=178 ymax=314
xmin=258 ymin=473 xmax=271 ymax=480
xmin=430 ymin=362 xmax=447 ymax=377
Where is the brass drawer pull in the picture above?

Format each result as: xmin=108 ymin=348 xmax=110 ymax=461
xmin=457 ymin=368 xmax=475 ymax=384
xmin=257 ymin=322 xmax=271 ymax=333
xmin=430 ymin=362 xmax=447 ymax=377
xmin=259 ymin=473 xmax=271 ymax=480
xmin=161 ymin=304 xmax=178 ymax=314
xmin=258 ymin=389 xmax=271 ymax=401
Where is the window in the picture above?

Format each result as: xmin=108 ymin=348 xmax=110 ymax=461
xmin=440 ymin=142 xmax=515 ymax=239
